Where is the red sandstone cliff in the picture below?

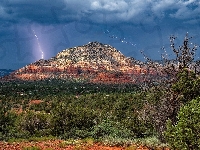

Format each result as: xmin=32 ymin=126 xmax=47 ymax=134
xmin=3 ymin=41 xmax=159 ymax=83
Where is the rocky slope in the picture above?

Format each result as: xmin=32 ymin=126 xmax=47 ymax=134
xmin=3 ymin=41 xmax=158 ymax=83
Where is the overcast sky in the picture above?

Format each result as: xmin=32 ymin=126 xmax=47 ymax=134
xmin=0 ymin=0 xmax=200 ymax=69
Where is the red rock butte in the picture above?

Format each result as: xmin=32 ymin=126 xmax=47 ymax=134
xmin=3 ymin=41 xmax=159 ymax=83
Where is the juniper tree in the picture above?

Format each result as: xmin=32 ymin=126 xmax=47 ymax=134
xmin=139 ymin=33 xmax=200 ymax=142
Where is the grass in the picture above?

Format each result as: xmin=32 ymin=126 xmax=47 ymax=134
xmin=82 ymin=137 xmax=95 ymax=145
xmin=133 ymin=136 xmax=169 ymax=149
xmin=96 ymin=136 xmax=169 ymax=149
xmin=27 ymin=136 xmax=56 ymax=142
xmin=125 ymin=145 xmax=138 ymax=150
xmin=22 ymin=146 xmax=41 ymax=150
xmin=58 ymin=139 xmax=82 ymax=148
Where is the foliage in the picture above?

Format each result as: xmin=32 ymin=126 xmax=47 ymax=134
xmin=138 ymin=89 xmax=177 ymax=141
xmin=141 ymin=70 xmax=200 ymax=141
xmin=0 ymin=79 xmax=139 ymax=100
xmin=0 ymin=34 xmax=199 ymax=149
xmin=0 ymin=103 xmax=18 ymax=140
xmin=139 ymin=33 xmax=200 ymax=142
xmin=51 ymin=103 xmax=97 ymax=139
xmin=172 ymin=69 xmax=200 ymax=103
xmin=15 ymin=110 xmax=52 ymax=137
xmin=0 ymin=80 xmax=149 ymax=141
xmin=165 ymin=97 xmax=200 ymax=149
xmin=91 ymin=119 xmax=132 ymax=139
xmin=132 ymin=136 xmax=169 ymax=149
xmin=0 ymin=78 xmax=153 ymax=142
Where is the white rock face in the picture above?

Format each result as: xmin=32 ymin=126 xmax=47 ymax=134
xmin=54 ymin=41 xmax=131 ymax=69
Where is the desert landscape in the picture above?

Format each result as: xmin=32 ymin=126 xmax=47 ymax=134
xmin=1 ymin=1 xmax=200 ymax=149
xmin=0 ymin=35 xmax=200 ymax=149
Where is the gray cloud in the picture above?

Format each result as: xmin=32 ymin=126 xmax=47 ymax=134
xmin=0 ymin=0 xmax=199 ymax=25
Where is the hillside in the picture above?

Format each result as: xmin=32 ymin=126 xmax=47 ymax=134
xmin=2 ymin=41 xmax=158 ymax=83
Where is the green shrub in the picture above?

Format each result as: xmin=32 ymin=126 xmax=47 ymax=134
xmin=165 ymin=97 xmax=200 ymax=149
xmin=172 ymin=69 xmax=200 ymax=104
xmin=16 ymin=110 xmax=52 ymax=137
xmin=91 ymin=119 xmax=132 ymax=139
xmin=133 ymin=136 xmax=168 ymax=149
xmin=121 ymin=112 xmax=154 ymax=138
xmin=51 ymin=103 xmax=97 ymax=139
xmin=140 ymin=70 xmax=200 ymax=141
xmin=0 ymin=105 xmax=18 ymax=140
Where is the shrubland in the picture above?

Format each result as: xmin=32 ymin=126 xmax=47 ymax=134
xmin=0 ymin=33 xmax=200 ymax=149
xmin=0 ymin=81 xmax=152 ymax=140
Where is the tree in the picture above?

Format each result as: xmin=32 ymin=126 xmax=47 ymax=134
xmin=139 ymin=33 xmax=200 ymax=141
xmin=141 ymin=33 xmax=199 ymax=87
xmin=51 ymin=102 xmax=97 ymax=139
xmin=170 ymin=33 xmax=199 ymax=71
xmin=0 ymin=104 xmax=17 ymax=140
xmin=16 ymin=110 xmax=52 ymax=137
xmin=172 ymin=69 xmax=200 ymax=104
xmin=165 ymin=97 xmax=200 ymax=149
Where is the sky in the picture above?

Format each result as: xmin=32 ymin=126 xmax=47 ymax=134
xmin=0 ymin=0 xmax=200 ymax=69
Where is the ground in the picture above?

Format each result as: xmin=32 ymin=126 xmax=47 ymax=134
xmin=0 ymin=140 xmax=157 ymax=150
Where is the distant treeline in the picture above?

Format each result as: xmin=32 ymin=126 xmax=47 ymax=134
xmin=0 ymin=69 xmax=14 ymax=77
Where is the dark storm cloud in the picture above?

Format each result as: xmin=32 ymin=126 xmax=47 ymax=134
xmin=0 ymin=0 xmax=67 ymax=24
xmin=0 ymin=0 xmax=200 ymax=25
xmin=0 ymin=0 xmax=200 ymax=69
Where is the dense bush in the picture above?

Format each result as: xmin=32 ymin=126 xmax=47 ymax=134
xmin=0 ymin=65 xmax=199 ymax=145
xmin=172 ymin=69 xmax=200 ymax=104
xmin=91 ymin=119 xmax=132 ymax=139
xmin=138 ymin=89 xmax=174 ymax=141
xmin=138 ymin=68 xmax=200 ymax=142
xmin=51 ymin=103 xmax=98 ymax=139
xmin=165 ymin=97 xmax=200 ymax=149
xmin=0 ymin=82 xmax=152 ymax=141
xmin=15 ymin=110 xmax=52 ymax=137
xmin=0 ymin=102 xmax=18 ymax=140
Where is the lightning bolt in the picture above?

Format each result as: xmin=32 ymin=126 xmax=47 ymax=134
xmin=32 ymin=29 xmax=44 ymax=59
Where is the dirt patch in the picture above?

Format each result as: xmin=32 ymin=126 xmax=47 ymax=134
xmin=0 ymin=140 xmax=153 ymax=150
xmin=29 ymin=99 xmax=44 ymax=105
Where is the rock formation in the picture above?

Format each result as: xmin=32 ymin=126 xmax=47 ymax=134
xmin=3 ymin=41 xmax=159 ymax=83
